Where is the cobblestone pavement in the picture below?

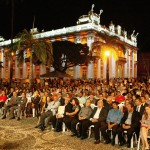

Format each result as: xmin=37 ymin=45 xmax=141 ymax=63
xmin=0 ymin=115 xmax=138 ymax=150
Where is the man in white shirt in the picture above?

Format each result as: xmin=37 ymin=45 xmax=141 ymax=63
xmin=81 ymin=100 xmax=108 ymax=144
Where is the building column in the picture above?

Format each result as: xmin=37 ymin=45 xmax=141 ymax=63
xmin=1 ymin=50 xmax=5 ymax=78
xmin=132 ymin=50 xmax=134 ymax=78
xmin=124 ymin=50 xmax=128 ymax=78
xmin=74 ymin=65 xmax=81 ymax=79
xmin=111 ymin=54 xmax=116 ymax=79
xmin=128 ymin=50 xmax=131 ymax=78
xmin=103 ymin=62 xmax=106 ymax=80
xmin=33 ymin=65 xmax=35 ymax=78
xmin=87 ymin=61 xmax=94 ymax=79
xmin=97 ymin=59 xmax=101 ymax=79
xmin=40 ymin=65 xmax=46 ymax=75
xmin=50 ymin=66 xmax=54 ymax=72
xmin=15 ymin=59 xmax=19 ymax=78
xmin=23 ymin=60 xmax=26 ymax=79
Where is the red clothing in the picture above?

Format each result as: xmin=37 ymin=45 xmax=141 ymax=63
xmin=115 ymin=95 xmax=125 ymax=103
xmin=0 ymin=95 xmax=7 ymax=102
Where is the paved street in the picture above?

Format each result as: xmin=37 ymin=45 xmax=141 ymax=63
xmin=0 ymin=115 xmax=136 ymax=150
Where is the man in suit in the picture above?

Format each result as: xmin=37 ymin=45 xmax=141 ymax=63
xmin=134 ymin=97 xmax=145 ymax=119
xmin=117 ymin=102 xmax=140 ymax=148
xmin=2 ymin=91 xmax=20 ymax=119
xmin=58 ymin=92 xmax=65 ymax=106
xmin=141 ymin=95 xmax=149 ymax=107
xmin=134 ymin=97 xmax=146 ymax=139
xmin=16 ymin=92 xmax=27 ymax=121
xmin=51 ymin=96 xmax=73 ymax=132
xmin=80 ymin=100 xmax=108 ymax=144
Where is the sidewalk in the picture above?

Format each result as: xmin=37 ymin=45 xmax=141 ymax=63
xmin=0 ymin=115 xmax=133 ymax=150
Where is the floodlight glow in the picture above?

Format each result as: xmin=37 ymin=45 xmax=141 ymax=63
xmin=105 ymin=51 xmax=110 ymax=56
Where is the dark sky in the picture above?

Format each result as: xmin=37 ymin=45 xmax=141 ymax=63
xmin=0 ymin=0 xmax=150 ymax=52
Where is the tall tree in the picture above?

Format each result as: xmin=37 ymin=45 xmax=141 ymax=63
xmin=52 ymin=41 xmax=89 ymax=72
xmin=9 ymin=29 xmax=53 ymax=88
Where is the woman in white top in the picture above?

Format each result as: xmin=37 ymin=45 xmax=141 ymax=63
xmin=140 ymin=105 xmax=150 ymax=150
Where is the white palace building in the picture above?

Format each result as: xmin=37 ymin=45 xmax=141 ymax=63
xmin=0 ymin=4 xmax=138 ymax=82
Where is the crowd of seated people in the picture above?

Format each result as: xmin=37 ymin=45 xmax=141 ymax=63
xmin=0 ymin=77 xmax=150 ymax=148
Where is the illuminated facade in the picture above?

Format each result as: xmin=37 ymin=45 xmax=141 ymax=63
xmin=0 ymin=4 xmax=138 ymax=82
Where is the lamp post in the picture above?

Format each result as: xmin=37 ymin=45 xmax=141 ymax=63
xmin=10 ymin=52 xmax=14 ymax=87
xmin=105 ymin=51 xmax=110 ymax=85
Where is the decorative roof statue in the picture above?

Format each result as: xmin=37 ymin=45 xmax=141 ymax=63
xmin=131 ymin=30 xmax=139 ymax=43
xmin=109 ymin=21 xmax=115 ymax=33
xmin=99 ymin=9 xmax=103 ymax=16
xmin=91 ymin=4 xmax=95 ymax=12
xmin=116 ymin=25 xmax=121 ymax=35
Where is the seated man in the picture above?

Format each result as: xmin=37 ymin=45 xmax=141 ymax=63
xmin=51 ymin=96 xmax=73 ymax=132
xmin=79 ymin=100 xmax=108 ymax=143
xmin=16 ymin=92 xmax=27 ymax=121
xmin=117 ymin=102 xmax=140 ymax=148
xmin=2 ymin=91 xmax=20 ymax=119
xmin=71 ymin=99 xmax=93 ymax=139
xmin=106 ymin=101 xmax=123 ymax=146
xmin=35 ymin=94 xmax=60 ymax=131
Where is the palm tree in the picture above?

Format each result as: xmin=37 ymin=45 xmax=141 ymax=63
xmin=9 ymin=29 xmax=53 ymax=88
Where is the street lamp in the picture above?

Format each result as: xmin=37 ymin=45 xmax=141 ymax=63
xmin=105 ymin=51 xmax=110 ymax=85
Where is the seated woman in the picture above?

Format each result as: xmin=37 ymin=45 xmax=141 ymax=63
xmin=0 ymin=90 xmax=7 ymax=108
xmin=140 ymin=105 xmax=150 ymax=150
xmin=63 ymin=98 xmax=80 ymax=133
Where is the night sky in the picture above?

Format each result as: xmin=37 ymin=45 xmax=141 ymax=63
xmin=0 ymin=0 xmax=150 ymax=52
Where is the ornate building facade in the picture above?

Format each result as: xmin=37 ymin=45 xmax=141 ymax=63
xmin=0 ymin=5 xmax=138 ymax=82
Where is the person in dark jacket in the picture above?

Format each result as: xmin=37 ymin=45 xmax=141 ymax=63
xmin=51 ymin=96 xmax=73 ymax=132
xmin=117 ymin=102 xmax=140 ymax=148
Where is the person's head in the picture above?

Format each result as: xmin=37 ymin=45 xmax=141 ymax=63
xmin=117 ymin=91 xmax=121 ymax=96
xmin=112 ymin=101 xmax=119 ymax=110
xmin=97 ymin=100 xmax=104 ymax=108
xmin=143 ymin=105 xmax=150 ymax=120
xmin=13 ymin=91 xmax=17 ymax=97
xmin=21 ymin=92 xmax=26 ymax=98
xmin=98 ymin=94 xmax=103 ymax=100
xmin=126 ymin=102 xmax=134 ymax=112
xmin=85 ymin=99 xmax=91 ymax=107
xmin=52 ymin=94 xmax=58 ymax=101
xmin=106 ymin=96 xmax=113 ymax=104
xmin=145 ymin=105 xmax=150 ymax=115
xmin=34 ymin=91 xmax=39 ymax=97
xmin=58 ymin=92 xmax=62 ymax=98
xmin=1 ymin=90 xmax=5 ymax=95
xmin=141 ymin=95 xmax=146 ymax=103
xmin=89 ymin=94 xmax=94 ymax=100
xmin=44 ymin=91 xmax=48 ymax=96
xmin=47 ymin=96 xmax=51 ymax=102
xmin=71 ymin=98 xmax=79 ymax=106
xmin=64 ymin=96 xmax=70 ymax=105
xmin=10 ymin=88 xmax=14 ymax=93
xmin=145 ymin=93 xmax=150 ymax=100
xmin=135 ymin=98 xmax=142 ymax=106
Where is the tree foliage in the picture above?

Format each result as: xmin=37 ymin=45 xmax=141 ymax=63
xmin=52 ymin=41 xmax=89 ymax=72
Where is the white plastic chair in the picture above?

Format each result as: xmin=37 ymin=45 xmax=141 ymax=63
xmin=123 ymin=130 xmax=137 ymax=148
